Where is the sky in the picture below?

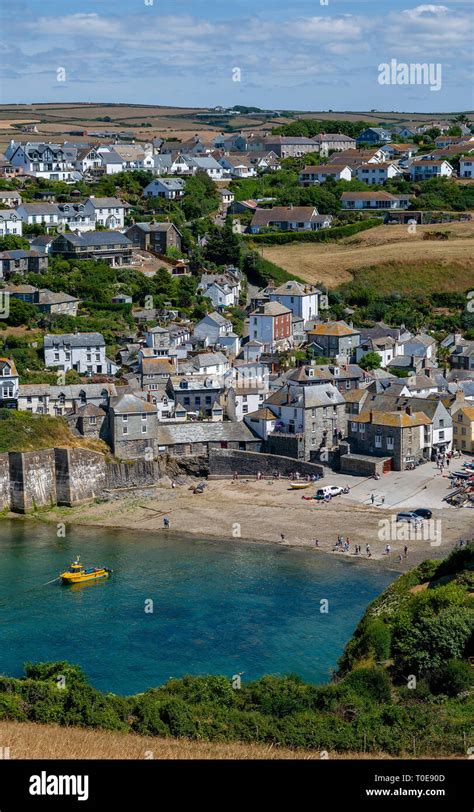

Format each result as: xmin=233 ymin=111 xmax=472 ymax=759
xmin=0 ymin=0 xmax=473 ymax=112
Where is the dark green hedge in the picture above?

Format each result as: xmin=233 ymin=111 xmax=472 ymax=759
xmin=243 ymin=218 xmax=382 ymax=245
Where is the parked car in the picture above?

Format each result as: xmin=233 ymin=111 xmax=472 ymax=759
xmin=413 ymin=508 xmax=432 ymax=520
xmin=396 ymin=512 xmax=423 ymax=525
xmin=315 ymin=485 xmax=344 ymax=500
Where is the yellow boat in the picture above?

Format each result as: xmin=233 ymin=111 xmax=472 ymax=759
xmin=289 ymin=482 xmax=312 ymax=490
xmin=60 ymin=556 xmax=112 ymax=585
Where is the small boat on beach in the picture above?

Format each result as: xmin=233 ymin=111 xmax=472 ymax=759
xmin=60 ymin=556 xmax=112 ymax=585
xmin=289 ymin=482 xmax=312 ymax=490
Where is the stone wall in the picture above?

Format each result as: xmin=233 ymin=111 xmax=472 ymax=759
xmin=55 ymin=448 xmax=107 ymax=505
xmin=105 ymin=457 xmax=167 ymax=489
xmin=9 ymin=450 xmax=57 ymax=513
xmin=208 ymin=448 xmax=324 ymax=479
xmin=0 ymin=453 xmax=10 ymax=511
xmin=264 ymin=434 xmax=305 ymax=460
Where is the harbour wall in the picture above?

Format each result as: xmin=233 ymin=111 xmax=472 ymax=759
xmin=0 ymin=449 xmax=209 ymax=513
xmin=208 ymin=448 xmax=324 ymax=479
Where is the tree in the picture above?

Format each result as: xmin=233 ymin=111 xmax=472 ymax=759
xmin=0 ymin=235 xmax=30 ymax=251
xmin=204 ymin=222 xmax=241 ymax=266
xmin=176 ymin=275 xmax=197 ymax=308
xmin=5 ymin=298 xmax=38 ymax=327
xmin=359 ymin=351 xmax=382 ymax=371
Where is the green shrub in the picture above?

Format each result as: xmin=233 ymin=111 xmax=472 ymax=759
xmin=0 ymin=692 xmax=27 ymax=721
xmin=343 ymin=667 xmax=392 ymax=703
xmin=429 ymin=660 xmax=474 ymax=697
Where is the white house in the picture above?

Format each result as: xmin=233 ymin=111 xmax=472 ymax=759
xmin=459 ymin=158 xmax=474 ymax=178
xmin=8 ymin=142 xmax=77 ymax=181
xmin=268 ymin=280 xmax=320 ymax=322
xmin=218 ymin=189 xmax=234 ymax=207
xmin=143 ymin=178 xmax=185 ymax=199
xmin=218 ymin=155 xmax=257 ymax=179
xmin=0 ymin=191 xmax=22 ymax=208
xmin=0 ymin=209 xmax=22 ymax=236
xmin=16 ymin=203 xmax=62 ymax=229
xmin=227 ymin=386 xmax=266 ymax=421
xmin=0 ymin=357 xmax=19 ymax=405
xmin=408 ymin=160 xmax=453 ymax=180
xmin=44 ymin=332 xmax=107 ymax=375
xmin=355 ymin=162 xmax=401 ymax=184
xmin=74 ymin=146 xmax=103 ymax=175
xmin=191 ymin=352 xmax=229 ymax=376
xmin=341 ymin=191 xmax=411 ymax=210
xmin=244 ymin=407 xmax=276 ymax=440
xmin=250 ymin=206 xmax=332 ymax=233
xmin=193 ymin=311 xmax=234 ymax=345
xmin=188 ymin=155 xmax=224 ymax=180
xmin=98 ymin=150 xmax=125 ymax=174
xmin=198 ymin=272 xmax=240 ymax=309
xmin=58 ymin=203 xmax=95 ymax=232
xmin=83 ymin=197 xmax=129 ymax=229
xmin=299 ymin=165 xmax=352 ymax=184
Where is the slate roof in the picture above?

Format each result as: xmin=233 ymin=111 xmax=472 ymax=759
xmin=44 ymin=332 xmax=105 ymax=348
xmin=156 ymin=421 xmax=258 ymax=445
xmin=85 ymin=197 xmax=129 ymax=208
xmin=251 ymin=302 xmax=292 ymax=317
xmin=193 ymin=352 xmax=228 ymax=368
xmin=110 ymin=393 xmax=157 ymax=414
xmin=55 ymin=232 xmax=132 ymax=247
xmin=271 ymin=280 xmax=320 ymax=296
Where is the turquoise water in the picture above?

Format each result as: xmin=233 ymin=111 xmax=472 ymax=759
xmin=0 ymin=520 xmax=395 ymax=695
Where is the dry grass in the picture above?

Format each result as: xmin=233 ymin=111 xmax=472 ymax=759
xmin=0 ymin=721 xmax=396 ymax=759
xmin=260 ymin=220 xmax=474 ymax=289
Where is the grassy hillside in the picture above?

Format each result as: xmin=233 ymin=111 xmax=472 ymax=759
xmin=346 ymin=259 xmax=474 ymax=297
xmin=261 ymin=219 xmax=474 ymax=290
xmin=0 ymin=546 xmax=472 ymax=757
xmin=0 ymin=720 xmax=389 ymax=760
xmin=0 ymin=409 xmax=108 ymax=454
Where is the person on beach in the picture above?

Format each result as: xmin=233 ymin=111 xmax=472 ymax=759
xmin=163 ymin=516 xmax=170 ymax=529
xmin=314 ymin=539 xmax=319 ymax=547
xmin=280 ymin=533 xmax=285 ymax=542
xmin=385 ymin=544 xmax=391 ymax=555
xmin=371 ymin=493 xmax=375 ymax=504
xmin=398 ymin=554 xmax=403 ymax=563
xmin=404 ymin=545 xmax=408 ymax=557
xmin=366 ymin=544 xmax=371 ymax=556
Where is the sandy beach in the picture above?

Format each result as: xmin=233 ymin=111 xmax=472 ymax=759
xmin=11 ymin=473 xmax=472 ymax=572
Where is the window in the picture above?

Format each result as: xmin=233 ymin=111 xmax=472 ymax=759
xmin=243 ymin=405 xmax=248 ymax=414
xmin=122 ymin=426 xmax=128 ymax=435
xmin=141 ymin=413 xmax=147 ymax=421
xmin=122 ymin=415 xmax=128 ymax=423
xmin=351 ymin=422 xmax=358 ymax=432
xmin=141 ymin=425 xmax=147 ymax=434
xmin=89 ymin=417 xmax=97 ymax=425
xmin=375 ymin=434 xmax=382 ymax=448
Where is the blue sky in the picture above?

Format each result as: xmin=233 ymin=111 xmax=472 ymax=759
xmin=1 ymin=0 xmax=473 ymax=111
